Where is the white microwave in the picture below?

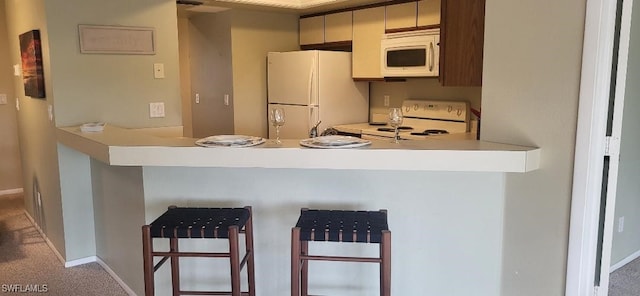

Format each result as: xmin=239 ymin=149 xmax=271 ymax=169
xmin=380 ymin=29 xmax=439 ymax=77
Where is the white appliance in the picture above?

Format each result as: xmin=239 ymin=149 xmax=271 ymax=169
xmin=267 ymin=50 xmax=369 ymax=139
xmin=381 ymin=29 xmax=440 ymax=77
xmin=334 ymin=100 xmax=469 ymax=141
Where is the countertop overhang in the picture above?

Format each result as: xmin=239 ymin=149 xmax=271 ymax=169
xmin=57 ymin=125 xmax=541 ymax=172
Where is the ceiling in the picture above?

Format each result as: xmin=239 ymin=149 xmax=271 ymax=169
xmin=178 ymin=0 xmax=389 ymax=15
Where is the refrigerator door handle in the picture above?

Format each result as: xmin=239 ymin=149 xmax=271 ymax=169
xmin=308 ymin=56 xmax=316 ymax=106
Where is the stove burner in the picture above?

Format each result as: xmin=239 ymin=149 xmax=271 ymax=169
xmin=377 ymin=126 xmax=413 ymax=132
xmin=410 ymin=129 xmax=450 ymax=136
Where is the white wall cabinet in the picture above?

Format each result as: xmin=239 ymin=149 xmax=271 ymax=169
xmin=385 ymin=2 xmax=417 ymax=30
xmin=300 ymin=12 xmax=352 ymax=45
xmin=325 ymin=11 xmax=352 ymax=42
xmin=417 ymin=0 xmax=440 ymax=27
xmin=352 ymin=6 xmax=385 ymax=79
xmin=299 ymin=15 xmax=324 ymax=45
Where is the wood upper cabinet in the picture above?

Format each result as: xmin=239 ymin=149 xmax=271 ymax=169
xmin=439 ymin=0 xmax=485 ymax=86
xmin=352 ymin=6 xmax=385 ymax=79
xmin=325 ymin=11 xmax=353 ymax=42
xmin=299 ymin=16 xmax=324 ymax=45
xmin=385 ymin=2 xmax=417 ymax=30
xmin=417 ymin=0 xmax=440 ymax=27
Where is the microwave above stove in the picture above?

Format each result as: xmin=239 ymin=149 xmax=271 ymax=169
xmin=380 ymin=29 xmax=439 ymax=77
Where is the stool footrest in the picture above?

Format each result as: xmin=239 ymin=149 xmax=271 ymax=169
xmin=152 ymin=251 xmax=231 ymax=258
xmin=301 ymin=254 xmax=382 ymax=263
xmin=179 ymin=290 xmax=251 ymax=295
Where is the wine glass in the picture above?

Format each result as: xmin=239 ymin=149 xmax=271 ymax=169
xmin=269 ymin=108 xmax=285 ymax=144
xmin=388 ymin=108 xmax=403 ymax=143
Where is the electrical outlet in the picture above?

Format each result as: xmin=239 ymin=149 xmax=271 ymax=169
xmin=0 ymin=94 xmax=7 ymax=105
xmin=153 ymin=63 xmax=165 ymax=79
xmin=149 ymin=102 xmax=165 ymax=118
xmin=384 ymin=95 xmax=390 ymax=107
xmin=618 ymin=216 xmax=625 ymax=232
xmin=195 ymin=93 xmax=200 ymax=104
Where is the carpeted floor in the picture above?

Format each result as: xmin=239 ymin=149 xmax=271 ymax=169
xmin=0 ymin=193 xmax=128 ymax=295
xmin=609 ymin=256 xmax=640 ymax=296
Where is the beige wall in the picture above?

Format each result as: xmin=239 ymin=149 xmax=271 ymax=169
xmin=186 ymin=11 xmax=235 ymax=138
xmin=4 ymin=0 xmax=182 ymax=261
xmin=482 ymin=0 xmax=586 ymax=295
xmin=230 ymin=9 xmax=299 ymax=137
xmin=0 ymin=1 xmax=22 ymax=192
xmin=370 ymin=78 xmax=481 ymax=120
xmin=178 ymin=9 xmax=298 ymax=138
xmin=5 ymin=0 xmax=66 ymax=257
xmin=44 ymin=0 xmax=182 ymax=128
xmin=178 ymin=16 xmax=193 ymax=137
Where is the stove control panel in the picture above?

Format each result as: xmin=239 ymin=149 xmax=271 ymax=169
xmin=402 ymin=100 xmax=469 ymax=122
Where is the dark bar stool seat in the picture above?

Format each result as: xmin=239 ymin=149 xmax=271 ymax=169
xmin=142 ymin=205 xmax=256 ymax=296
xmin=291 ymin=208 xmax=391 ymax=296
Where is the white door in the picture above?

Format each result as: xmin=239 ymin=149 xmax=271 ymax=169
xmin=268 ymin=104 xmax=319 ymax=139
xmin=267 ymin=51 xmax=318 ymax=106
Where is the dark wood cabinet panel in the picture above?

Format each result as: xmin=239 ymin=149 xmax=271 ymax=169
xmin=439 ymin=0 xmax=485 ymax=87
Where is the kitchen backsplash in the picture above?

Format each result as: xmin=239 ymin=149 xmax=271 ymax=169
xmin=370 ymin=78 xmax=482 ymax=120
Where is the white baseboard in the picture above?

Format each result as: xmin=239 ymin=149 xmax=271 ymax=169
xmin=65 ymin=256 xmax=97 ymax=268
xmin=22 ymin=208 xmax=136 ymax=295
xmin=95 ymin=257 xmax=137 ymax=296
xmin=610 ymin=249 xmax=640 ymax=272
xmin=0 ymin=188 xmax=24 ymax=196
xmin=22 ymin=210 xmax=66 ymax=265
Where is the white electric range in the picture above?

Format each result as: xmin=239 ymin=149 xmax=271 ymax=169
xmin=333 ymin=100 xmax=473 ymax=141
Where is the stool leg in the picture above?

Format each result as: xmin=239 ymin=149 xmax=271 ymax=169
xmin=291 ymin=227 xmax=301 ymax=296
xmin=300 ymin=240 xmax=308 ymax=296
xmin=380 ymin=230 xmax=391 ymax=296
xmin=142 ymin=226 xmax=154 ymax=296
xmin=229 ymin=226 xmax=241 ymax=296
xmin=170 ymin=237 xmax=180 ymax=296
xmin=244 ymin=207 xmax=256 ymax=296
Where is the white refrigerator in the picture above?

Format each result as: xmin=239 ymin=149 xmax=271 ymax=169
xmin=267 ymin=50 xmax=369 ymax=139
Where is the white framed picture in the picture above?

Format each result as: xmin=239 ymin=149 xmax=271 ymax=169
xmin=78 ymin=25 xmax=155 ymax=55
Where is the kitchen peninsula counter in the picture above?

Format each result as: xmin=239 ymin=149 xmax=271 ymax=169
xmin=57 ymin=124 xmax=540 ymax=172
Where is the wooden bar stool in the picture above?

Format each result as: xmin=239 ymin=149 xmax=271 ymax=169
xmin=291 ymin=208 xmax=391 ymax=296
xmin=142 ymin=205 xmax=256 ymax=296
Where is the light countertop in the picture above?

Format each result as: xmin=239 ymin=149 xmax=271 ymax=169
xmin=57 ymin=125 xmax=540 ymax=172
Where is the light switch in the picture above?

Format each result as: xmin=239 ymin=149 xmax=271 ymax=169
xmin=13 ymin=64 xmax=21 ymax=76
xmin=0 ymin=94 xmax=7 ymax=105
xmin=149 ymin=102 xmax=165 ymax=118
xmin=48 ymin=104 xmax=54 ymax=121
xmin=224 ymin=94 xmax=230 ymax=106
xmin=153 ymin=63 xmax=165 ymax=79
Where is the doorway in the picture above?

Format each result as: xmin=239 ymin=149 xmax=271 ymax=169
xmin=566 ymin=0 xmax=639 ymax=295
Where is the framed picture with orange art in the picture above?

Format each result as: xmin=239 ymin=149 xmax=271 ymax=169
xmin=19 ymin=29 xmax=46 ymax=99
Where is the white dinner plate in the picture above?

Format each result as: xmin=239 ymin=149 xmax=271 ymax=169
xmin=299 ymin=135 xmax=371 ymax=149
xmin=196 ymin=135 xmax=265 ymax=148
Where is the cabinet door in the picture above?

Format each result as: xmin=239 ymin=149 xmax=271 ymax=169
xmin=385 ymin=2 xmax=417 ymax=30
xmin=299 ymin=16 xmax=324 ymax=45
xmin=417 ymin=0 xmax=440 ymax=27
xmin=325 ymin=11 xmax=352 ymax=42
xmin=352 ymin=6 xmax=385 ymax=79
xmin=439 ymin=0 xmax=485 ymax=86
